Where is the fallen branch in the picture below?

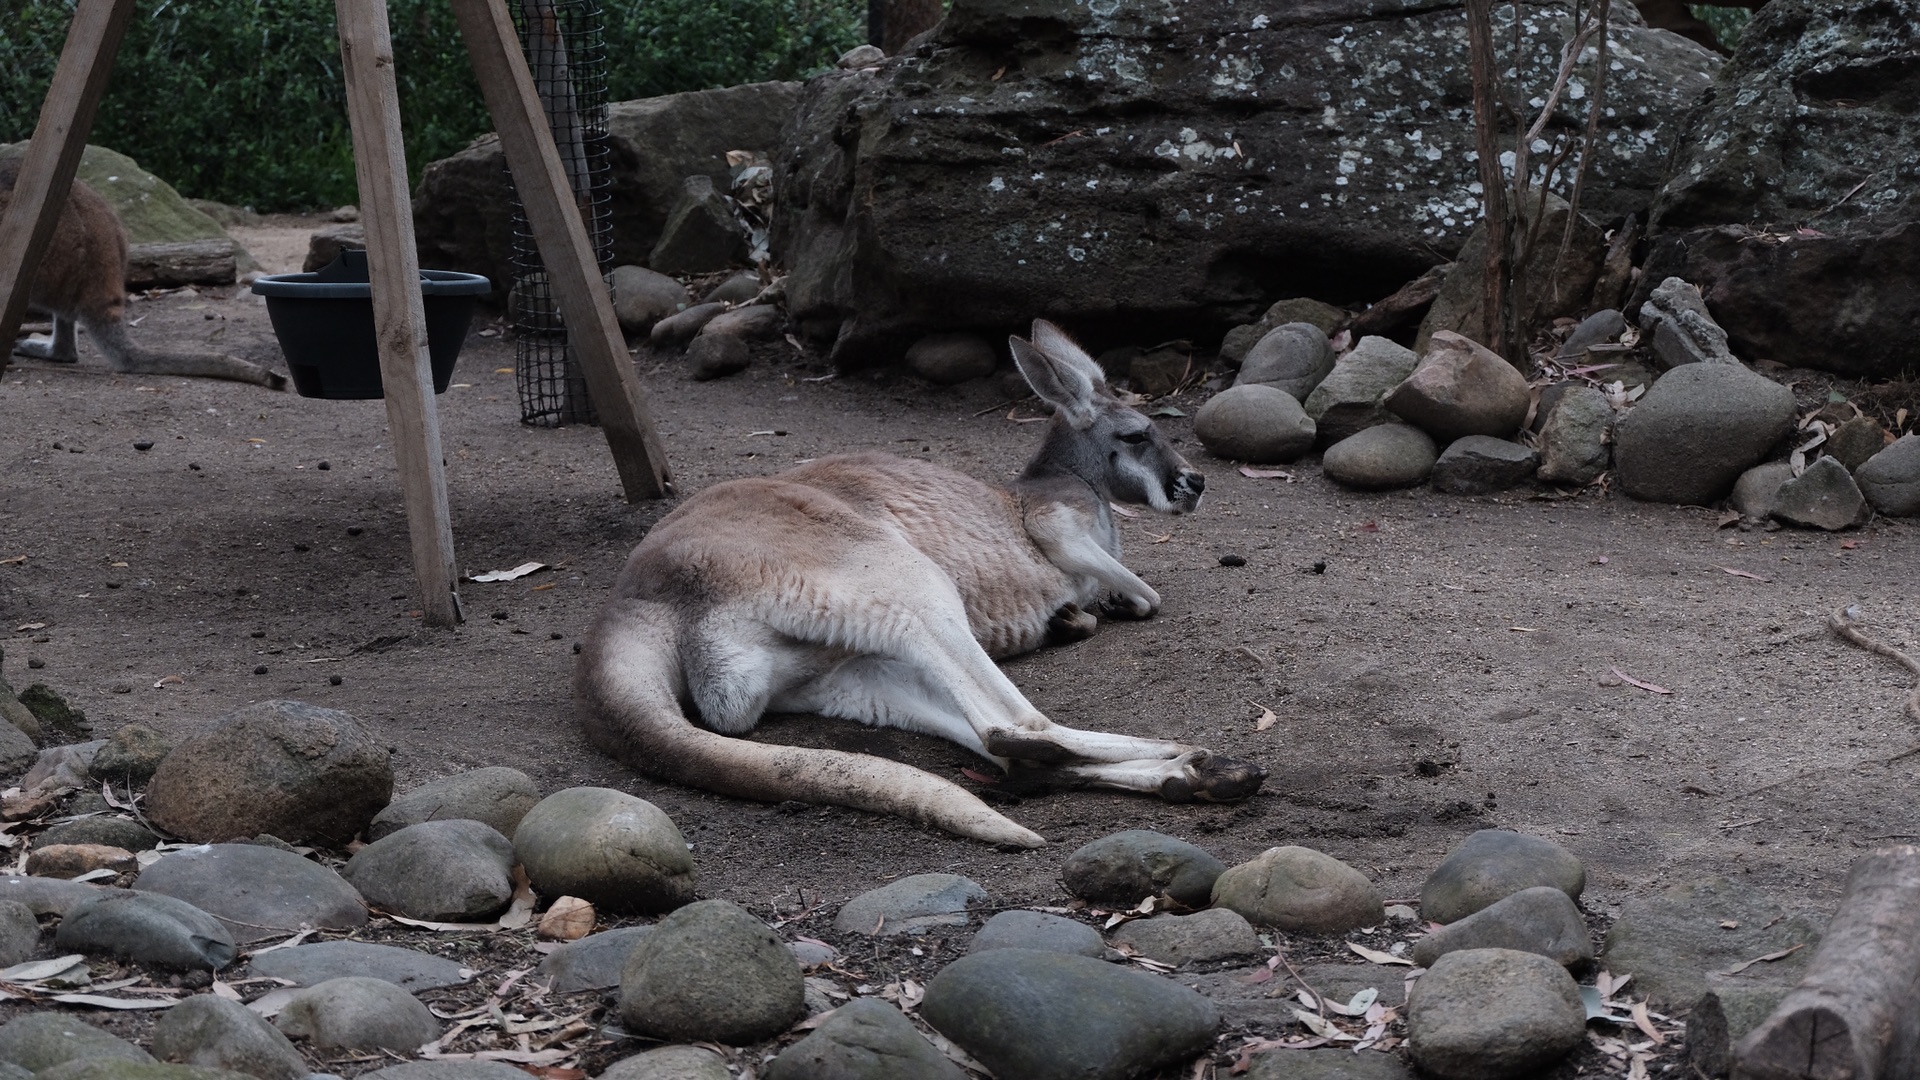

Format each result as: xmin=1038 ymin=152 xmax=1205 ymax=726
xmin=1828 ymin=605 xmax=1920 ymax=723
xmin=1733 ymin=845 xmax=1920 ymax=1079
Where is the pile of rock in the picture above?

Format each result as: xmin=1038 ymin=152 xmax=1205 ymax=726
xmin=0 ymin=692 xmax=1842 ymax=1079
xmin=1192 ymin=279 xmax=1919 ymax=526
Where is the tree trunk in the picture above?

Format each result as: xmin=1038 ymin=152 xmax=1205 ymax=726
xmin=1732 ymin=845 xmax=1920 ymax=1080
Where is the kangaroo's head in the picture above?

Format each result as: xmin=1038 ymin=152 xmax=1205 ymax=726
xmin=1009 ymin=320 xmax=1206 ymax=514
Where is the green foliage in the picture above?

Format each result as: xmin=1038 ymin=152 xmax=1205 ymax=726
xmin=1688 ymin=5 xmax=1754 ymax=51
xmin=0 ymin=0 xmax=863 ymax=212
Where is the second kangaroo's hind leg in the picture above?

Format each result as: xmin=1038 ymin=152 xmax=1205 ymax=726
xmin=11 ymin=316 xmax=80 ymax=362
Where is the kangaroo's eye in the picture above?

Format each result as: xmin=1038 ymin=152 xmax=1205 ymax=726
xmin=1118 ymin=430 xmax=1150 ymax=445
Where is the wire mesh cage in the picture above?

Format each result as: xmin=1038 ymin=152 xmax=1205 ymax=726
xmin=507 ymin=0 xmax=612 ymax=427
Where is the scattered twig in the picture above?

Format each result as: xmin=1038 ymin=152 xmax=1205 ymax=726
xmin=1828 ymin=605 xmax=1920 ymax=723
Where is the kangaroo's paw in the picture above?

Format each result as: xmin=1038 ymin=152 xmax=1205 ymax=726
xmin=1158 ymin=750 xmax=1267 ymax=804
xmin=1102 ymin=591 xmax=1159 ymax=620
xmin=1047 ymin=603 xmax=1098 ymax=644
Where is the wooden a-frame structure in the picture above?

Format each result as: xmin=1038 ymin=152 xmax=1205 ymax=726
xmin=0 ymin=0 xmax=673 ymax=627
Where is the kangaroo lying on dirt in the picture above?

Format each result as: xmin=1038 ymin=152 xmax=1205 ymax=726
xmin=576 ymin=320 xmax=1267 ymax=848
xmin=1 ymin=159 xmax=284 ymax=389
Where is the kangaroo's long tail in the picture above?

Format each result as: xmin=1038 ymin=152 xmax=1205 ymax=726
xmin=575 ymin=600 xmax=1047 ymax=849
xmin=88 ymin=316 xmax=287 ymax=390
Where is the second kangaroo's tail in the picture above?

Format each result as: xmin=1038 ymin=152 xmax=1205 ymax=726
xmin=88 ymin=316 xmax=287 ymax=390
xmin=576 ymin=600 xmax=1047 ymax=849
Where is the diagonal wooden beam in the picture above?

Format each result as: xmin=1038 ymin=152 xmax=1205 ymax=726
xmin=0 ymin=0 xmax=138 ymax=379
xmin=450 ymin=0 xmax=672 ymax=500
xmin=336 ymin=0 xmax=464 ymax=627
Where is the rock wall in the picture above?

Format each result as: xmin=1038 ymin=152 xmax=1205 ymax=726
xmin=1638 ymin=0 xmax=1920 ymax=378
xmin=772 ymin=0 xmax=1720 ymax=366
xmin=412 ymin=81 xmax=801 ymax=300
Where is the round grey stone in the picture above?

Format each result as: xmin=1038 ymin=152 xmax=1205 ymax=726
xmin=1410 ymin=886 xmax=1593 ymax=970
xmin=1210 ymin=846 xmax=1384 ymax=933
xmin=1857 ymin=434 xmax=1920 ymax=515
xmin=1061 ymin=829 xmax=1227 ymax=908
xmin=359 ymin=1062 xmax=530 ymax=1080
xmin=1731 ymin=461 xmax=1795 ymax=520
xmin=1108 ymin=908 xmax=1262 ymax=966
xmin=89 ymin=723 xmax=172 ymax=783
xmin=906 ymin=332 xmax=998 ymax=385
xmin=766 ymin=998 xmax=965 ymax=1080
xmin=274 ymin=976 xmax=440 ymax=1053
xmin=920 ymin=948 xmax=1219 ymax=1080
xmin=618 ymin=898 xmax=804 ymax=1044
xmin=1613 ymin=363 xmax=1796 ymax=504
xmin=597 ymin=1046 xmax=730 ymax=1080
xmin=1535 ymin=384 xmax=1613 ymax=485
xmin=143 ymin=700 xmax=393 ymax=846
xmin=700 ymin=304 xmax=784 ymax=342
xmin=1321 ymin=423 xmax=1438 ymax=490
xmin=968 ymin=910 xmax=1104 ymax=957
xmin=1420 ymin=830 xmax=1585 ymax=924
xmin=1406 ymin=948 xmax=1585 ymax=1080
xmin=246 ymin=940 xmax=472 ymax=992
xmin=512 ymin=787 xmax=694 ymax=915
xmin=1430 ymin=435 xmax=1540 ymax=495
xmin=610 ymin=265 xmax=690 ymax=334
xmin=368 ymin=767 xmax=541 ymax=842
xmin=150 ymin=994 xmax=307 ymax=1080
xmin=135 ymin=843 xmax=367 ymax=943
xmin=39 ymin=815 xmax=162 ymax=852
xmin=535 ymin=925 xmax=655 ymax=992
xmin=831 ymin=873 xmax=986 ymax=937
xmin=0 ymin=899 xmax=38 ymax=967
xmin=1385 ymin=330 xmax=1531 ymax=443
xmin=1773 ymin=455 xmax=1866 ymax=530
xmin=0 ymin=1014 xmax=154 ymax=1073
xmin=702 ymin=270 xmax=762 ymax=306
xmin=0 ymin=873 xmax=104 ymax=916
xmin=55 ymin=890 xmax=236 ymax=970
xmin=343 ymin=819 xmax=514 ymax=922
xmin=687 ymin=334 xmax=751 ymax=381
xmin=1303 ymin=336 xmax=1420 ymax=445
xmin=649 ymin=302 xmax=726 ymax=348
xmin=37 ymin=1064 xmax=255 ymax=1080
xmin=1194 ymin=384 xmax=1317 ymax=463
xmin=1236 ymin=323 xmax=1334 ymax=401
xmin=1825 ymin=416 xmax=1888 ymax=472
xmin=1600 ymin=877 xmax=1821 ymax=1007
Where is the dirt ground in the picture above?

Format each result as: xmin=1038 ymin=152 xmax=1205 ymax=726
xmin=2 ymin=222 xmax=1918 ymax=1055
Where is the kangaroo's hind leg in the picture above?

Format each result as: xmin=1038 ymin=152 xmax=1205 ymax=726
xmin=12 ymin=315 xmax=78 ymax=362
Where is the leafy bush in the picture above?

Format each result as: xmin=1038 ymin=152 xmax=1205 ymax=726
xmin=1688 ymin=5 xmax=1753 ymax=51
xmin=0 ymin=0 xmax=862 ymax=211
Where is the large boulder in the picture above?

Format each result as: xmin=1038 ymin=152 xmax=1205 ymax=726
xmin=1612 ymin=364 xmax=1796 ymax=505
xmin=413 ymin=82 xmax=801 ymax=301
xmin=773 ymin=0 xmax=1720 ymax=366
xmin=1638 ymin=0 xmax=1920 ymax=379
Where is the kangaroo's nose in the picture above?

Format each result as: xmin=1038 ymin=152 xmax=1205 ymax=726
xmin=1185 ymin=472 xmax=1206 ymax=495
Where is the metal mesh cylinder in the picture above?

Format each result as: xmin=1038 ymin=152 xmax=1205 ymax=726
xmin=508 ymin=0 xmax=611 ymax=427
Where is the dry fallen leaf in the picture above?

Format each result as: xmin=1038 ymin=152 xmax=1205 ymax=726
xmin=152 ymin=675 xmax=185 ymax=688
xmin=1717 ymin=566 xmax=1771 ymax=582
xmin=1255 ymin=707 xmax=1278 ymax=732
xmin=1722 ymin=943 xmax=1805 ymax=976
xmin=469 ymin=562 xmax=547 ymax=583
xmin=537 ymin=896 xmax=596 ymax=941
xmin=1609 ymin=667 xmax=1673 ymax=695
xmin=0 ymin=556 xmax=25 ymax=566
xmin=1346 ymin=942 xmax=1413 ymax=966
xmin=1715 ymin=510 xmax=1742 ymax=529
xmin=1238 ymin=466 xmax=1295 ymax=480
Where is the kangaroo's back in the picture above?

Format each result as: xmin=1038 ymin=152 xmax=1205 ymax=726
xmin=0 ymin=159 xmax=130 ymax=328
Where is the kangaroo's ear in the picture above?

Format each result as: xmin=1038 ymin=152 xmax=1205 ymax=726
xmin=1011 ymin=322 xmax=1103 ymax=428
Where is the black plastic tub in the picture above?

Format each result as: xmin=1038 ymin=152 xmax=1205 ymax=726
xmin=251 ymin=250 xmax=492 ymax=400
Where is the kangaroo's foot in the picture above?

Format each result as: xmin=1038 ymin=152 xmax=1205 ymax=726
xmin=12 ymin=335 xmax=76 ymax=362
xmin=1158 ymin=750 xmax=1267 ymax=803
xmin=1047 ymin=603 xmax=1098 ymax=644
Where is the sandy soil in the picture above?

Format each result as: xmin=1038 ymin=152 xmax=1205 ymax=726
xmin=3 ymin=220 xmax=1918 ymax=1071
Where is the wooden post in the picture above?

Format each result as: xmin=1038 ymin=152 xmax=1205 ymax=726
xmin=0 ymin=0 xmax=138 ymax=378
xmin=451 ymin=0 xmax=672 ymax=500
xmin=1732 ymin=845 xmax=1920 ymax=1079
xmin=335 ymin=0 xmax=464 ymax=627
